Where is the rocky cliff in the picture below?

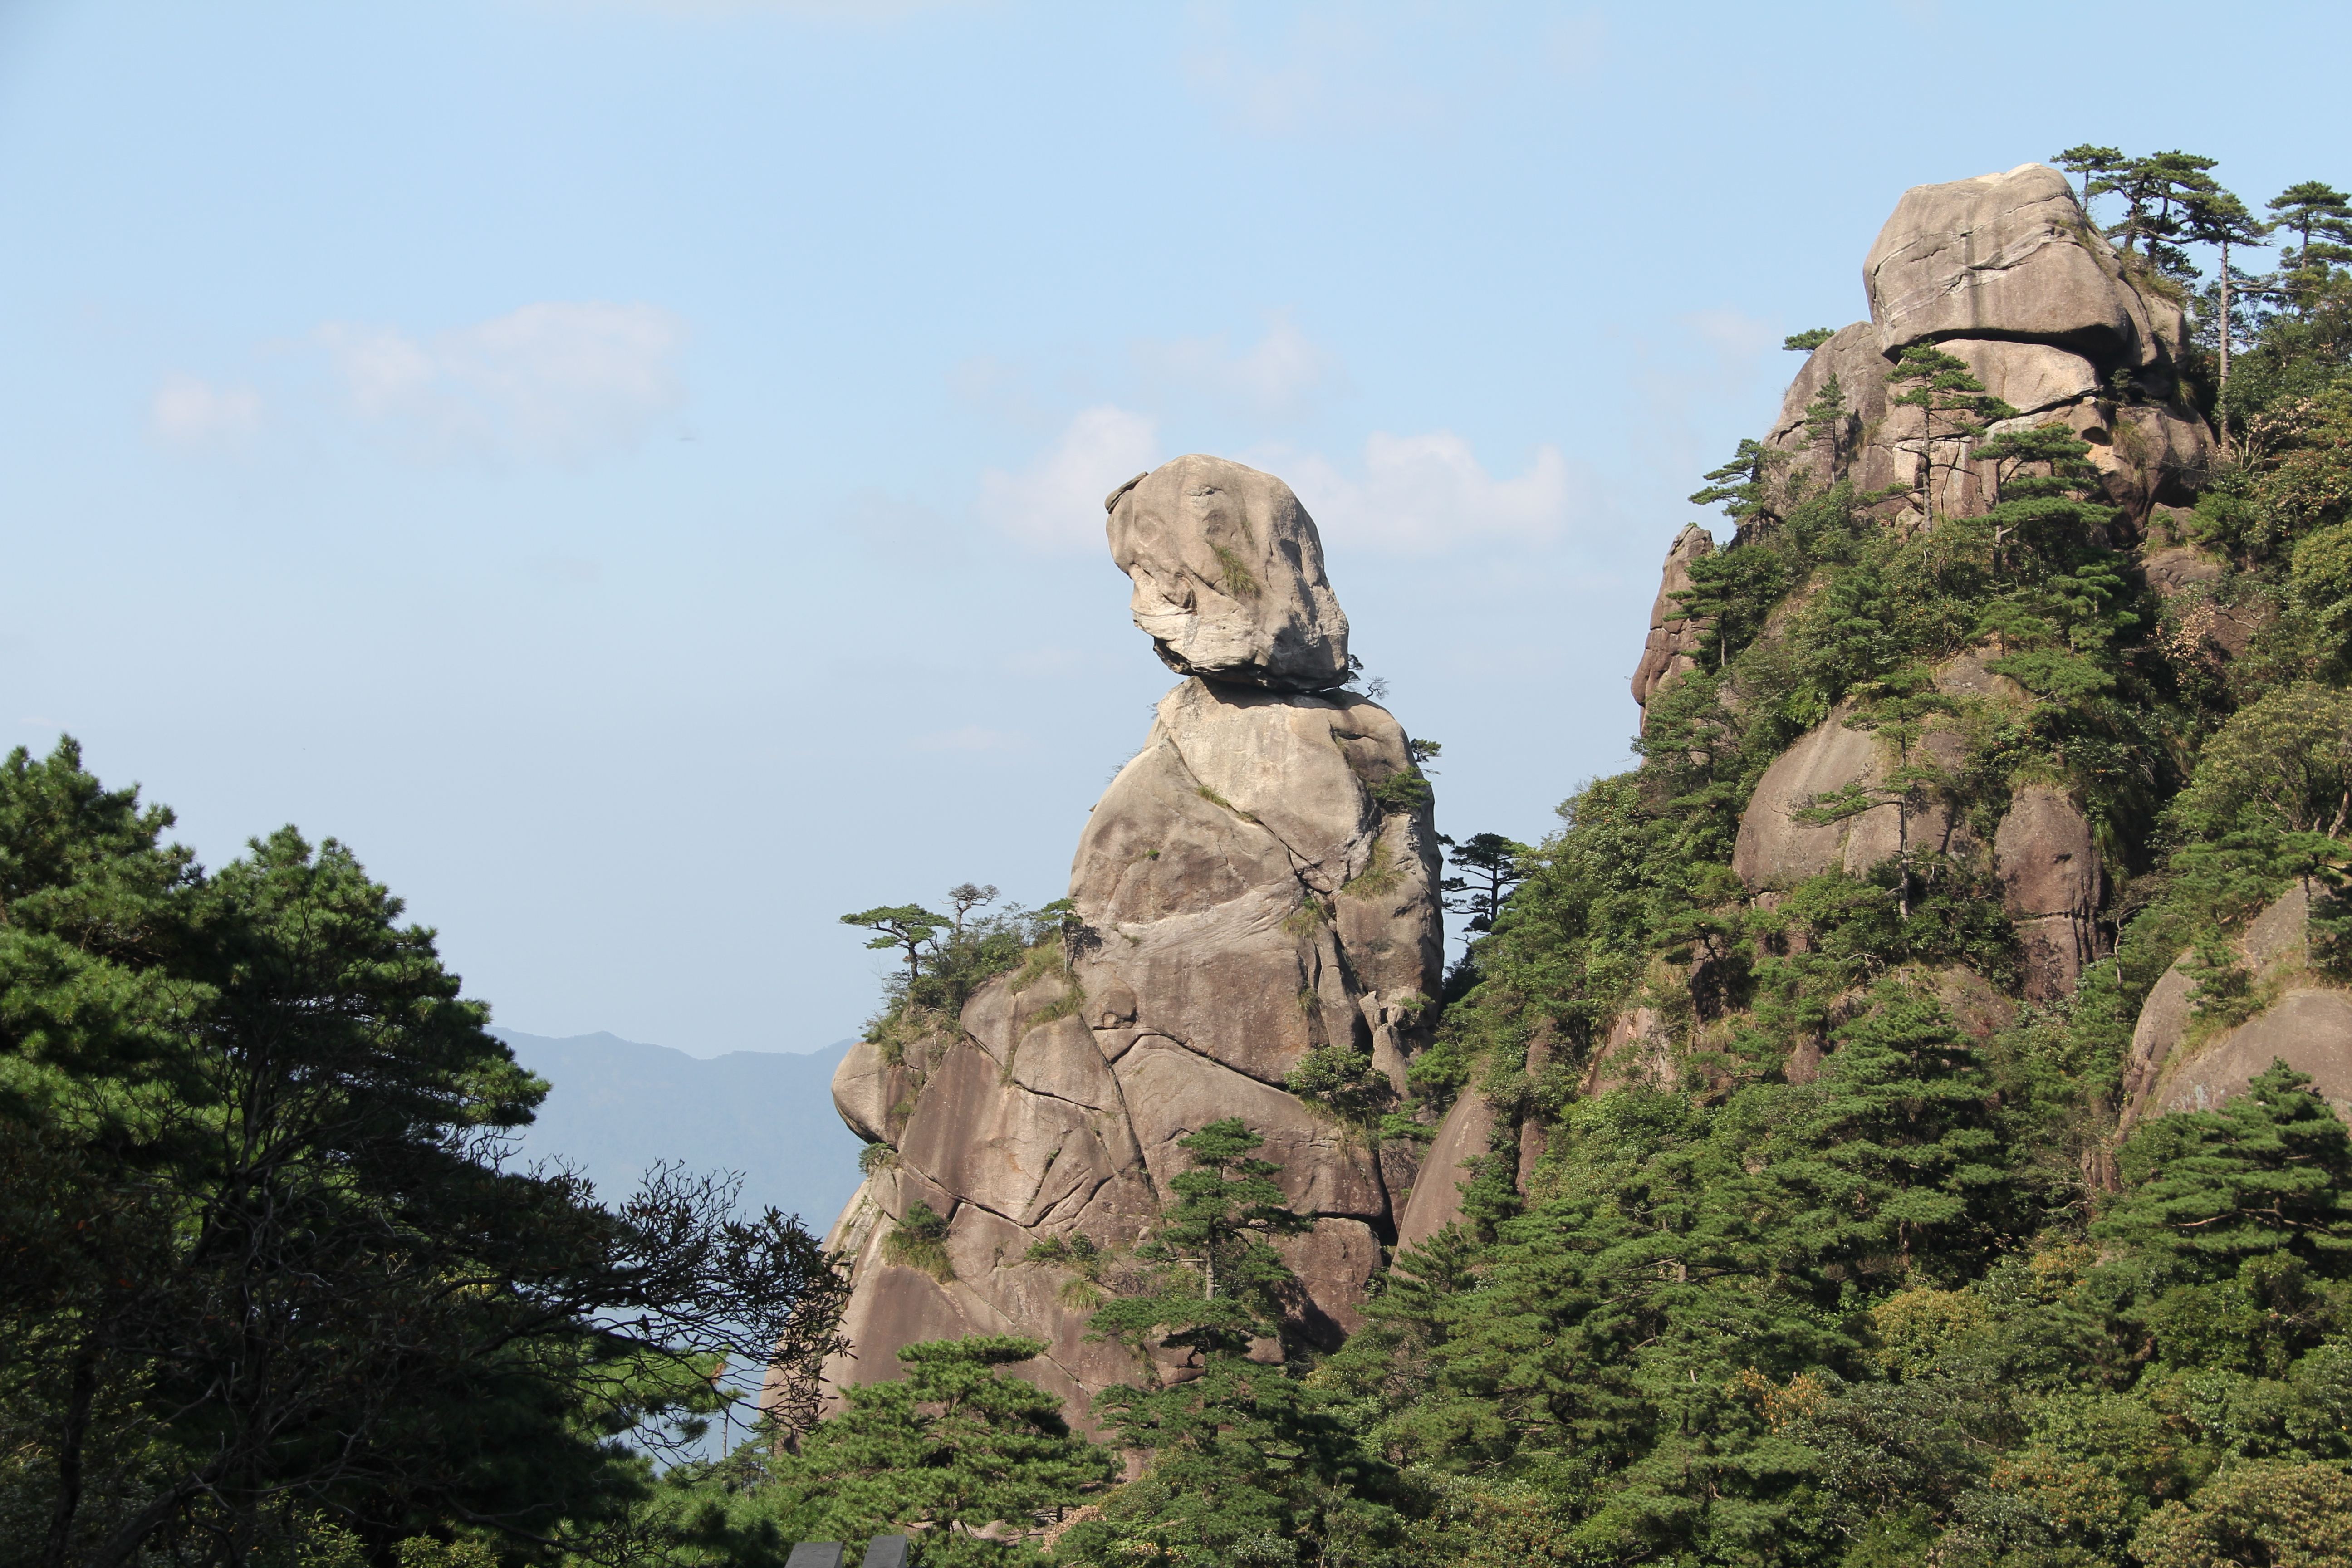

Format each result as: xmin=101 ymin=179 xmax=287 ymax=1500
xmin=791 ymin=455 xmax=1442 ymax=1424
xmin=1412 ymin=162 xmax=2351 ymax=1240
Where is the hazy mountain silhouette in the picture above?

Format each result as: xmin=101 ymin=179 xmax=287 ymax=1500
xmin=494 ymin=1029 xmax=864 ymax=1234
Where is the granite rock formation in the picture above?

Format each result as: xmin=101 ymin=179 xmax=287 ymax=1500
xmin=1106 ymin=454 xmax=1352 ymax=692
xmin=1629 ymin=524 xmax=1715 ymax=729
xmin=1407 ymin=163 xmax=2205 ymax=1241
xmin=791 ymin=456 xmax=1441 ymax=1426
xmin=2121 ymin=884 xmax=2352 ymax=1132
xmin=1755 ymin=162 xmax=2208 ymax=532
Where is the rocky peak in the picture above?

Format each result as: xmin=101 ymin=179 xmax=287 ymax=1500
xmin=792 ymin=456 xmax=1441 ymax=1430
xmin=1107 ymin=454 xmax=1352 ymax=692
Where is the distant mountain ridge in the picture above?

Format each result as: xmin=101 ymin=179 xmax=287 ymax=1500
xmin=493 ymin=1029 xmax=865 ymax=1233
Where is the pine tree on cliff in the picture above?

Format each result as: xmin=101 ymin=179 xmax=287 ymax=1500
xmin=2052 ymin=142 xmax=2126 ymax=213
xmin=1884 ymin=344 xmax=2018 ymax=516
xmin=2269 ymin=180 xmax=2352 ymax=308
xmin=2183 ymin=186 xmax=2271 ymax=398
xmin=2102 ymin=150 xmax=2220 ymax=278
xmin=840 ymin=903 xmax=949 ymax=980
xmin=1439 ymin=832 xmax=1529 ymax=934
xmin=1092 ymin=1118 xmax=1307 ymax=1356
xmin=756 ymin=1335 xmax=1115 ymax=1565
xmin=1802 ymin=370 xmax=1854 ymax=479
xmin=1072 ymin=1122 xmax=1401 ymax=1566
xmin=1968 ymin=421 xmax=2135 ymax=702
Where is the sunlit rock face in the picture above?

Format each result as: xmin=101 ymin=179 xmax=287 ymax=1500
xmin=776 ymin=456 xmax=1441 ymax=1431
xmin=1107 ymin=454 xmax=1352 ymax=693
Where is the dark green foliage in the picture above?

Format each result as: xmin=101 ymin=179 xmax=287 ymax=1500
xmin=2098 ymin=1062 xmax=2352 ymax=1282
xmin=1367 ymin=765 xmax=1432 ymax=814
xmin=0 ymin=740 xmax=849 ymax=1568
xmin=1282 ymin=1047 xmax=1392 ymax=1129
xmin=1783 ymin=327 xmax=1835 ymax=351
xmin=1437 ymin=831 xmax=1529 ymax=933
xmin=1091 ymin=1119 xmax=1310 ymax=1363
xmin=1069 ymin=1357 xmax=1400 ymax=1568
xmin=752 ymin=1336 xmax=1115 ymax=1566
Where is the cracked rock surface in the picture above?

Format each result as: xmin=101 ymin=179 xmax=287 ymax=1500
xmin=781 ymin=458 xmax=1443 ymax=1430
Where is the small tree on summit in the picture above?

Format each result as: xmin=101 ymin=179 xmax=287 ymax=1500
xmin=2052 ymin=142 xmax=2127 ymax=212
xmin=840 ymin=904 xmax=949 ymax=980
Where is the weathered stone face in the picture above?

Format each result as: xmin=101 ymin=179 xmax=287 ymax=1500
xmin=799 ymin=459 xmax=1441 ymax=1433
xmin=1763 ymin=168 xmax=2211 ymax=534
xmin=1864 ymin=162 xmax=2171 ymax=368
xmin=1728 ymin=706 xmax=1965 ymax=892
xmin=1631 ymin=524 xmax=1715 ymax=728
xmin=1107 ymin=455 xmax=1351 ymax=692
xmin=2120 ymin=884 xmax=2352 ymax=1132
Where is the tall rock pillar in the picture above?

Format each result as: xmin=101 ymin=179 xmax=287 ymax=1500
xmin=789 ymin=455 xmax=1445 ymax=1427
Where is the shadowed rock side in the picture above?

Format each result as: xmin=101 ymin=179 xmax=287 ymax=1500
xmin=1629 ymin=524 xmax=1714 ymax=730
xmin=779 ymin=456 xmax=1441 ymax=1430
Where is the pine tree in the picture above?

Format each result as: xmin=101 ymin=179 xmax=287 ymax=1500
xmin=1090 ymin=1118 xmax=1309 ymax=1365
xmin=2097 ymin=1061 xmax=2352 ymax=1281
xmin=2269 ymin=181 xmax=2352 ymax=308
xmin=1438 ymin=833 xmax=1529 ymax=933
xmin=762 ymin=1335 xmax=1115 ymax=1565
xmin=1884 ymin=345 xmax=2018 ymax=518
xmin=1757 ymin=980 xmax=2023 ymax=1282
xmin=2052 ymin=143 xmax=2127 ymax=214
xmin=2182 ymin=187 xmax=2271 ymax=399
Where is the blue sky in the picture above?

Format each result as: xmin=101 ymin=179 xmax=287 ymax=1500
xmin=3 ymin=0 xmax=2343 ymax=1054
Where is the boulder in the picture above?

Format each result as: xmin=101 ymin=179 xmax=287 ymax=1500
xmin=2141 ymin=544 xmax=2225 ymax=598
xmin=1632 ymin=524 xmax=1715 ymax=726
xmin=1863 ymin=163 xmax=2168 ymax=369
xmin=1992 ymin=784 xmax=2102 ymax=1000
xmin=1107 ymin=454 xmax=1351 ymax=692
xmin=1943 ymin=338 xmax=2100 ymax=415
xmin=2119 ymin=884 xmax=2352 ymax=1131
xmin=1115 ymin=1038 xmax=1388 ymax=1220
xmin=2135 ymin=990 xmax=2352 ymax=1123
xmin=1730 ymin=709 xmax=1962 ymax=892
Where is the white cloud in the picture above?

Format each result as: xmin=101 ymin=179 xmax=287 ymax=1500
xmin=977 ymin=405 xmax=1161 ymax=553
xmin=151 ymin=375 xmax=262 ymax=446
xmin=314 ymin=301 xmax=684 ymax=460
xmin=1259 ymin=431 xmax=1586 ymax=554
xmin=1135 ymin=314 xmax=1336 ymax=414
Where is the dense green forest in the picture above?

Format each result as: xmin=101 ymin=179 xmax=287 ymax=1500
xmin=10 ymin=148 xmax=2352 ymax=1567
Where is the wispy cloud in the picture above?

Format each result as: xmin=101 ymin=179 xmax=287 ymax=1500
xmin=1134 ymin=314 xmax=1337 ymax=415
xmin=1180 ymin=3 xmax=1445 ymax=137
xmin=977 ymin=405 xmax=1161 ymax=553
xmin=314 ymin=301 xmax=685 ymax=460
xmin=1256 ymin=431 xmax=1588 ymax=554
xmin=151 ymin=375 xmax=262 ymax=446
